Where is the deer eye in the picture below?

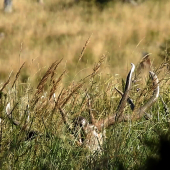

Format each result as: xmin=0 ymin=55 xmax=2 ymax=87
xmin=94 ymin=126 xmax=98 ymax=133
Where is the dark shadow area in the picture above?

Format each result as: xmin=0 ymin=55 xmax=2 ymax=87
xmin=137 ymin=129 xmax=170 ymax=170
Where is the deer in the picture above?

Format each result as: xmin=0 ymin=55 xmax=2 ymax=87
xmin=3 ymin=63 xmax=159 ymax=153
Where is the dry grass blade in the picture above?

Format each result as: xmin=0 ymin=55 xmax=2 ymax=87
xmin=79 ymin=55 xmax=107 ymax=82
xmin=160 ymin=95 xmax=169 ymax=115
xmin=50 ymin=58 xmax=63 ymax=85
xmin=55 ymin=62 xmax=96 ymax=108
xmin=155 ymin=60 xmax=169 ymax=74
xmin=78 ymin=33 xmax=92 ymax=62
xmin=58 ymin=56 xmax=107 ymax=109
xmin=12 ymin=62 xmax=25 ymax=88
xmin=58 ymin=107 xmax=67 ymax=125
xmin=92 ymin=54 xmax=106 ymax=76
xmin=49 ymin=70 xmax=66 ymax=100
xmin=59 ymin=82 xmax=84 ymax=108
xmin=87 ymin=94 xmax=96 ymax=124
xmin=0 ymin=71 xmax=13 ymax=92
xmin=70 ymin=92 xmax=79 ymax=112
xmin=54 ymin=88 xmax=64 ymax=108
xmin=36 ymin=59 xmax=62 ymax=96
xmin=58 ymin=107 xmax=72 ymax=133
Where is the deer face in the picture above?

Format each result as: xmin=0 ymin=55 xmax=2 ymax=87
xmin=74 ymin=116 xmax=106 ymax=152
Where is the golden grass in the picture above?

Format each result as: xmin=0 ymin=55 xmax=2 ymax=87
xmin=0 ymin=0 xmax=170 ymax=84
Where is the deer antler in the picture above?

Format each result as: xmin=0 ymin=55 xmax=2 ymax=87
xmin=89 ymin=64 xmax=159 ymax=132
xmin=115 ymin=71 xmax=159 ymax=120
xmin=115 ymin=63 xmax=135 ymax=121
xmin=88 ymin=63 xmax=135 ymax=131
xmin=115 ymin=87 xmax=135 ymax=111
xmin=134 ymin=71 xmax=159 ymax=119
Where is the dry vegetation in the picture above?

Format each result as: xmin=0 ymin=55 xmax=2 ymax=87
xmin=0 ymin=0 xmax=170 ymax=84
xmin=0 ymin=0 xmax=170 ymax=169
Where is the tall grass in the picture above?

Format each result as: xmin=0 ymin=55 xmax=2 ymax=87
xmin=0 ymin=0 xmax=170 ymax=169
xmin=0 ymin=55 xmax=170 ymax=169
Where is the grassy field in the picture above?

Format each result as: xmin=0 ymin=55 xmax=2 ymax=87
xmin=0 ymin=0 xmax=170 ymax=169
xmin=0 ymin=56 xmax=170 ymax=170
xmin=0 ymin=0 xmax=170 ymax=84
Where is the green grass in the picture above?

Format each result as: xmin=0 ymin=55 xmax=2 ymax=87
xmin=0 ymin=56 xmax=170 ymax=169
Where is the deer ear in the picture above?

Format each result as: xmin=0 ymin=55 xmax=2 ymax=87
xmin=6 ymin=103 xmax=11 ymax=115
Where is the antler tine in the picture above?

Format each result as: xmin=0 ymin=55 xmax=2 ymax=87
xmin=95 ymin=63 xmax=135 ymax=131
xmin=135 ymin=71 xmax=159 ymax=119
xmin=115 ymin=71 xmax=159 ymax=120
xmin=115 ymin=87 xmax=135 ymax=111
xmin=115 ymin=63 xmax=135 ymax=121
xmin=98 ymin=66 xmax=159 ymax=131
